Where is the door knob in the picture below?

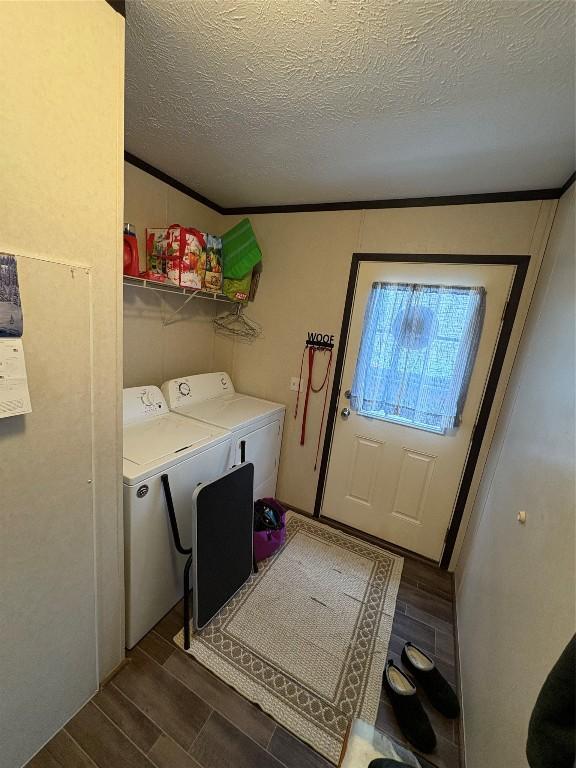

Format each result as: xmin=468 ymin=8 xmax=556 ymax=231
xmin=341 ymin=407 xmax=351 ymax=419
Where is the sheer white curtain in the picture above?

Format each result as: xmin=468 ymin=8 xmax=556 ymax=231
xmin=350 ymin=282 xmax=486 ymax=432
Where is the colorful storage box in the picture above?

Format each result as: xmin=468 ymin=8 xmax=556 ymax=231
xmin=146 ymin=225 xmax=222 ymax=292
xmin=204 ymin=235 xmax=223 ymax=293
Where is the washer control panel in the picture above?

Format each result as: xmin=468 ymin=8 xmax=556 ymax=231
xmin=123 ymin=385 xmax=169 ymax=424
xmin=162 ymin=372 xmax=234 ymax=410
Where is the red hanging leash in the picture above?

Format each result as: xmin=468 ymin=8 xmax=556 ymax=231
xmin=299 ymin=345 xmax=314 ymax=445
xmin=294 ymin=344 xmax=333 ymax=468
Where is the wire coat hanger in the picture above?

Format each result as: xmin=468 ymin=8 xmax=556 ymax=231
xmin=213 ymin=303 xmax=262 ymax=341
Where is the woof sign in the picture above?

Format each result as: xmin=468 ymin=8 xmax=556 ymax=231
xmin=306 ymin=332 xmax=335 ymax=350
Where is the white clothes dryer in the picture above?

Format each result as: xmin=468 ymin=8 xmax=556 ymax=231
xmin=161 ymin=372 xmax=285 ymax=500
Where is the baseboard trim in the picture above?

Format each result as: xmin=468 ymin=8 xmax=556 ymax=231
xmin=98 ymin=656 xmax=129 ymax=689
xmin=453 ymin=591 xmax=466 ymax=768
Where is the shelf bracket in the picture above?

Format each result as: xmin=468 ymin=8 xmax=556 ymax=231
xmin=162 ymin=293 xmax=196 ymax=326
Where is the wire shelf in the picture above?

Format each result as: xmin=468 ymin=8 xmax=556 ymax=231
xmin=123 ymin=274 xmax=233 ymax=304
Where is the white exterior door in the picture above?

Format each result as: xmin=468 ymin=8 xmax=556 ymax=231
xmin=321 ymin=261 xmax=514 ymax=560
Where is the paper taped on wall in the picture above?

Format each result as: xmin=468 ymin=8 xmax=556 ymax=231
xmin=0 ymin=339 xmax=32 ymax=417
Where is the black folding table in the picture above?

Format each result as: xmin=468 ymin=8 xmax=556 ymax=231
xmin=161 ymin=459 xmax=255 ymax=649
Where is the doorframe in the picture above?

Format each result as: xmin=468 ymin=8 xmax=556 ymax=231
xmin=313 ymin=253 xmax=530 ymax=569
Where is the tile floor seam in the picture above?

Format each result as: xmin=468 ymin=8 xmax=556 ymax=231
xmin=186 ymin=710 xmax=213 ymax=758
xmin=193 ymin=689 xmax=286 ymax=762
xmin=103 ymin=675 xmax=208 ymax=755
xmin=264 ymin=724 xmax=278 ymax=754
xmin=145 ymin=733 xmax=163 ymax=760
xmin=49 ymin=732 xmax=99 ymax=768
xmin=38 ymin=744 xmax=65 ymax=768
xmin=150 ymin=629 xmax=178 ymax=652
xmin=402 ymin=597 xmax=453 ymax=617
xmin=408 ymin=586 xmax=453 ymax=608
xmin=396 ymin=607 xmax=438 ymax=630
xmin=106 ymin=678 xmax=166 ymax=739
xmin=136 ymin=649 xmax=278 ymax=760
xmin=403 ymin=607 xmax=453 ymax=634
xmin=105 ymin=678 xmax=166 ymax=737
xmin=265 ymin=727 xmax=331 ymax=768
xmin=89 ymin=698 xmax=160 ymax=765
xmin=187 ymin=713 xmax=287 ymax=768
xmin=62 ymin=721 xmax=120 ymax=768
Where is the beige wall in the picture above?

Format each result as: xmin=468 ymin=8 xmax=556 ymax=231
xmin=123 ymin=163 xmax=225 ymax=388
xmin=215 ymin=202 xmax=555 ymax=523
xmin=124 ymin=170 xmax=556 ymax=539
xmin=455 ymin=185 xmax=575 ymax=767
xmin=0 ymin=3 xmax=124 ymax=766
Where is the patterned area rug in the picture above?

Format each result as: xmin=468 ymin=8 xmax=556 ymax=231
xmin=174 ymin=512 xmax=403 ymax=764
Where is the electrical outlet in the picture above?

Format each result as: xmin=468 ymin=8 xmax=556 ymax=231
xmin=290 ymin=377 xmax=303 ymax=392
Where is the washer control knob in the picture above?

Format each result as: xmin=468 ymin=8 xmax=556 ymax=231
xmin=140 ymin=391 xmax=154 ymax=407
xmin=178 ymin=382 xmax=191 ymax=396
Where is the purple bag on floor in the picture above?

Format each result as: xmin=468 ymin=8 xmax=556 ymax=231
xmin=253 ymin=498 xmax=286 ymax=562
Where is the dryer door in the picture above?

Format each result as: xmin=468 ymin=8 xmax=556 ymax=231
xmin=235 ymin=419 xmax=282 ymax=498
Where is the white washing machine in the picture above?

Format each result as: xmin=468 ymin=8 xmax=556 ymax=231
xmin=161 ymin=372 xmax=285 ymax=500
xmin=123 ymin=385 xmax=232 ymax=648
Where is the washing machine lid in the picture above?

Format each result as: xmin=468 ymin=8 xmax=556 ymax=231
xmin=175 ymin=394 xmax=284 ymax=431
xmin=162 ymin=373 xmax=285 ymax=430
xmin=123 ymin=384 xmax=232 ymax=485
xmin=123 ymin=413 xmax=228 ymax=469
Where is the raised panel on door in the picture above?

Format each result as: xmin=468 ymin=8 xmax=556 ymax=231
xmin=346 ymin=434 xmax=384 ymax=505
xmin=323 ymin=419 xmax=394 ymax=540
xmin=391 ymin=448 xmax=437 ymax=524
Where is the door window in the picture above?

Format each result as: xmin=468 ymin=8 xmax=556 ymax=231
xmin=350 ymin=283 xmax=486 ymax=433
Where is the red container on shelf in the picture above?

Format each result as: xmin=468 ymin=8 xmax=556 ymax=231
xmin=123 ymin=224 xmax=140 ymax=277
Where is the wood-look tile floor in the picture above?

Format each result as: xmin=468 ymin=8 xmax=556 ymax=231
xmin=27 ymin=542 xmax=460 ymax=768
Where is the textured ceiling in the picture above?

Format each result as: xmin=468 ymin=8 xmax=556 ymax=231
xmin=125 ymin=0 xmax=575 ymax=207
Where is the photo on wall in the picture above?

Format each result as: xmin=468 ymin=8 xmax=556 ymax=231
xmin=0 ymin=253 xmax=23 ymax=337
